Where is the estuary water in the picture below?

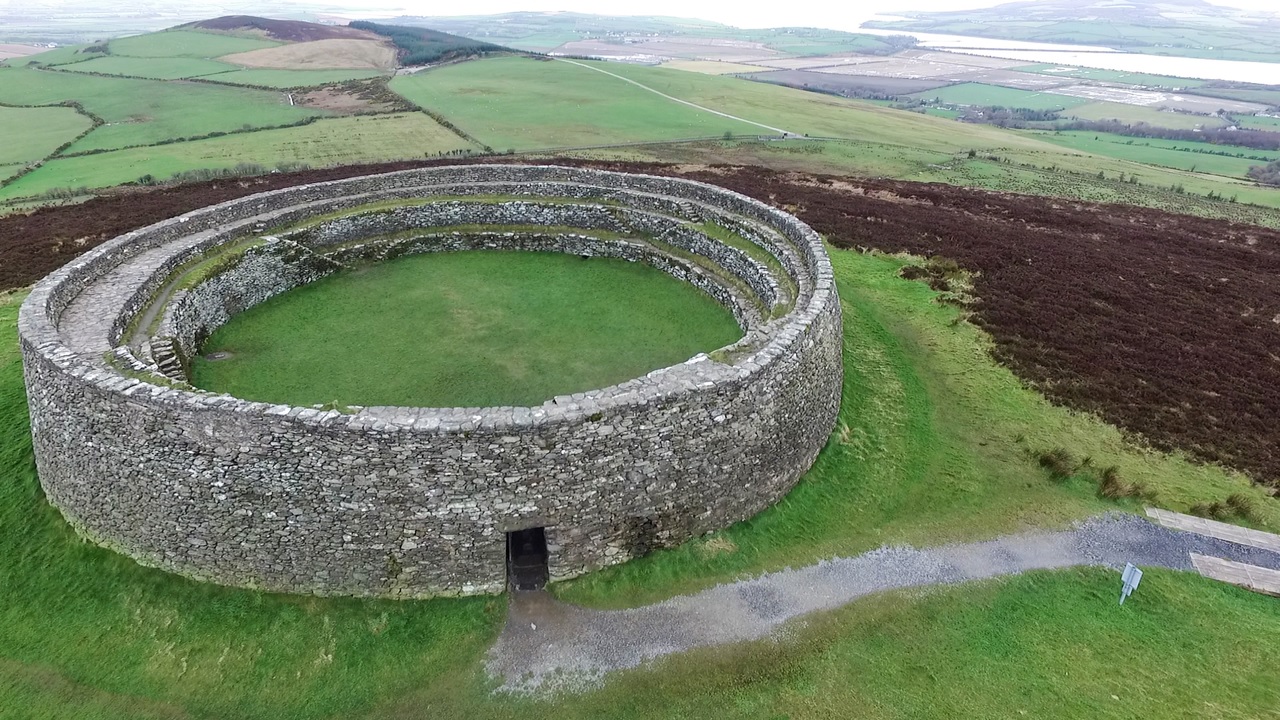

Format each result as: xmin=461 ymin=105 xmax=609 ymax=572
xmin=857 ymin=24 xmax=1280 ymax=84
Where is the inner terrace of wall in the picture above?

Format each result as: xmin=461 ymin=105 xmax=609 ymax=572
xmin=137 ymin=196 xmax=805 ymax=391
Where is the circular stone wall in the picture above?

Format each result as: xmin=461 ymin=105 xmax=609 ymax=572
xmin=19 ymin=165 xmax=843 ymax=597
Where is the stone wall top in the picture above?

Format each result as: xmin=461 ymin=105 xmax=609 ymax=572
xmin=20 ymin=165 xmax=835 ymax=434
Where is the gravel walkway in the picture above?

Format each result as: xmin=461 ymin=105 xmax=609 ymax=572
xmin=486 ymin=514 xmax=1280 ymax=692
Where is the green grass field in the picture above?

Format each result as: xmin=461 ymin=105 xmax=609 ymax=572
xmin=6 ymin=43 xmax=102 ymax=67
xmin=1029 ymin=130 xmax=1277 ymax=179
xmin=1065 ymin=101 xmax=1227 ymax=129
xmin=58 ymin=55 xmax=239 ymax=80
xmin=203 ymin=68 xmax=387 ymax=88
xmin=0 ymin=67 xmax=326 ymax=153
xmin=1196 ymin=87 xmax=1280 ymax=107
xmin=390 ymin=57 xmax=765 ymax=150
xmin=399 ymin=55 xmax=1279 ymax=210
xmin=0 ymin=113 xmax=472 ymax=199
xmin=2 ymin=245 xmax=1278 ymax=717
xmin=911 ymin=82 xmax=1089 ymax=110
xmin=572 ymin=60 xmax=1101 ymax=155
xmin=1238 ymin=114 xmax=1280 ymax=131
xmin=3 ymin=53 xmax=1276 ymax=214
xmin=0 ymin=105 xmax=92 ymax=167
xmin=107 ymin=29 xmax=279 ymax=58
xmin=1012 ymin=64 xmax=1207 ymax=88
xmin=191 ymin=251 xmax=741 ymax=407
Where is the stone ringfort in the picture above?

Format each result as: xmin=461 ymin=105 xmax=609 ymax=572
xmin=19 ymin=165 xmax=843 ymax=597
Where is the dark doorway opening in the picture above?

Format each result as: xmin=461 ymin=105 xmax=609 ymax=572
xmin=507 ymin=527 xmax=549 ymax=592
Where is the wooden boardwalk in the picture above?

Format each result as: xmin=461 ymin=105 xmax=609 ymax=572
xmin=1147 ymin=507 xmax=1280 ymax=595
xmin=1191 ymin=554 xmax=1280 ymax=596
xmin=1145 ymin=507 xmax=1280 ymax=553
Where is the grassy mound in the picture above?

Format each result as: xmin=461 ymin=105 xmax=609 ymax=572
xmin=190 ymin=251 xmax=742 ymax=408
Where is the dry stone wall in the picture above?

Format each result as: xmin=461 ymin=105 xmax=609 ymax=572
xmin=20 ymin=165 xmax=843 ymax=598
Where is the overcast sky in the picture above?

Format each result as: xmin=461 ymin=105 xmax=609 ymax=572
xmin=371 ymin=0 xmax=1279 ymax=30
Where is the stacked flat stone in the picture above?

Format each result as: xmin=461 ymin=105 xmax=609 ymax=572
xmin=19 ymin=165 xmax=843 ymax=598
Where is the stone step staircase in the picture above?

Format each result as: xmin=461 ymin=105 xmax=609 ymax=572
xmin=148 ymin=337 xmax=187 ymax=382
xmin=676 ymin=200 xmax=704 ymax=223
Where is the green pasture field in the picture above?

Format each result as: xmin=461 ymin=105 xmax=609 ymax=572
xmin=3 ymin=244 xmax=1278 ymax=717
xmin=923 ymin=106 xmax=962 ymax=119
xmin=1011 ymin=64 xmax=1207 ymax=88
xmin=57 ymin=55 xmax=239 ymax=80
xmin=564 ymin=61 xmax=1280 ymax=206
xmin=0 ymin=113 xmax=471 ymax=200
xmin=389 ymin=57 xmax=765 ymax=150
xmin=447 ymin=58 xmax=1280 ymax=210
xmin=928 ymin=154 xmax=1280 ymax=218
xmin=0 ymin=105 xmax=92 ymax=166
xmin=1028 ymin=130 xmax=1277 ymax=179
xmin=1064 ymin=101 xmax=1227 ymax=129
xmin=107 ymin=29 xmax=279 ymax=58
xmin=192 ymin=251 xmax=742 ymax=408
xmin=2 ymin=52 xmax=1276 ymax=215
xmin=548 ymin=137 xmax=958 ymax=185
xmin=752 ymin=33 xmax=893 ymax=56
xmin=1195 ymin=87 xmax=1280 ymax=107
xmin=581 ymin=61 xmax=1086 ymax=147
xmin=911 ymin=82 xmax=1088 ymax=110
xmin=0 ymin=67 xmax=325 ymax=153
xmin=504 ymin=31 xmax=582 ymax=50
xmin=1142 ymin=45 xmax=1280 ymax=64
xmin=1238 ymin=114 xmax=1280 ymax=131
xmin=203 ymin=68 xmax=387 ymax=88
xmin=5 ymin=43 xmax=101 ymax=67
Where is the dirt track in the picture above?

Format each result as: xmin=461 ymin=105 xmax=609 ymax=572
xmin=3 ymin=158 xmax=1278 ymax=490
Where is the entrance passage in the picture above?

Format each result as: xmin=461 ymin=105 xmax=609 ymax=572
xmin=507 ymin=527 xmax=549 ymax=592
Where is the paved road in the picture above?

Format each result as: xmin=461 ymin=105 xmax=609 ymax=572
xmin=556 ymin=58 xmax=796 ymax=137
xmin=486 ymin=513 xmax=1280 ymax=693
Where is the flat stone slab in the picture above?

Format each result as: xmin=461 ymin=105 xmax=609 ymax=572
xmin=1191 ymin=554 xmax=1280 ymax=596
xmin=1146 ymin=507 xmax=1280 ymax=553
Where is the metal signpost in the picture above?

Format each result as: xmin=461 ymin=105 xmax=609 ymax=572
xmin=1120 ymin=563 xmax=1143 ymax=605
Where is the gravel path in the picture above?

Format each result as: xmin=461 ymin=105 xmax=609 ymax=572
xmin=486 ymin=514 xmax=1280 ymax=692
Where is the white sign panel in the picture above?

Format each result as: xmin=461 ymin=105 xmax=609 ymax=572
xmin=1120 ymin=563 xmax=1143 ymax=605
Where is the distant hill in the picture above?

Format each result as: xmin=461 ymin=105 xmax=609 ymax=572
xmin=347 ymin=21 xmax=516 ymax=65
xmin=184 ymin=16 xmax=377 ymax=43
xmin=380 ymin=12 xmax=910 ymax=57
